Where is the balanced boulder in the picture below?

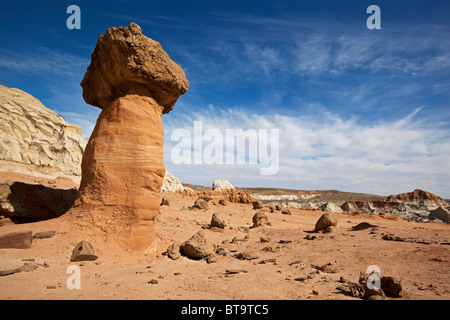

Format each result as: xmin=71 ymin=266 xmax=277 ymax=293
xmin=72 ymin=23 xmax=188 ymax=252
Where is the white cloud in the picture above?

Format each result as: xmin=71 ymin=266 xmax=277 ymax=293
xmin=163 ymin=106 xmax=450 ymax=198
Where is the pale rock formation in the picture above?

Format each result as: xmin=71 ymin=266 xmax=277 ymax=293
xmin=72 ymin=23 xmax=188 ymax=252
xmin=212 ymin=179 xmax=234 ymax=191
xmin=0 ymin=85 xmax=86 ymax=176
xmin=161 ymin=170 xmax=186 ymax=192
xmin=321 ymin=202 xmax=344 ymax=213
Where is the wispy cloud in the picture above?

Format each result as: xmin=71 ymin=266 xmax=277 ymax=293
xmin=164 ymin=105 xmax=450 ymax=197
xmin=0 ymin=47 xmax=89 ymax=77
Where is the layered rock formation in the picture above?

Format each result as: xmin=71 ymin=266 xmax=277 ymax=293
xmin=199 ymin=188 xmax=256 ymax=204
xmin=0 ymin=85 xmax=86 ymax=176
xmin=71 ymin=23 xmax=188 ymax=252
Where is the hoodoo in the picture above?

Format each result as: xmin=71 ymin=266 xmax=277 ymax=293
xmin=75 ymin=23 xmax=188 ymax=252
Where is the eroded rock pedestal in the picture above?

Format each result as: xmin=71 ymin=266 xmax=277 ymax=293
xmin=72 ymin=23 xmax=188 ymax=252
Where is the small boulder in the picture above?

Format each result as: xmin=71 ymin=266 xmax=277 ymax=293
xmin=192 ymin=198 xmax=209 ymax=210
xmin=160 ymin=197 xmax=170 ymax=206
xmin=236 ymin=251 xmax=261 ymax=260
xmin=33 ymin=230 xmax=56 ymax=239
xmin=166 ymin=242 xmax=182 ymax=260
xmin=281 ymin=209 xmax=291 ymax=215
xmin=252 ymin=200 xmax=263 ymax=210
xmin=210 ymin=213 xmax=226 ymax=229
xmin=180 ymin=231 xmax=215 ymax=260
xmin=218 ymin=199 xmax=226 ymax=206
xmin=0 ymin=230 xmax=33 ymax=249
xmin=381 ymin=276 xmax=403 ymax=297
xmin=70 ymin=241 xmax=98 ymax=262
xmin=314 ymin=213 xmax=337 ymax=232
xmin=252 ymin=212 xmax=268 ymax=227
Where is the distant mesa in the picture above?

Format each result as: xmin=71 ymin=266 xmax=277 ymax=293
xmin=386 ymin=189 xmax=446 ymax=204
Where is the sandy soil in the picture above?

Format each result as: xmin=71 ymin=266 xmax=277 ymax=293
xmin=0 ymin=192 xmax=449 ymax=300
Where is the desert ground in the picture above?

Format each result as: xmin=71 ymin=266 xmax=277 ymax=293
xmin=1 ymin=192 xmax=449 ymax=300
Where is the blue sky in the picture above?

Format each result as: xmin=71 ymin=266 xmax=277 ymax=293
xmin=1 ymin=0 xmax=449 ymax=197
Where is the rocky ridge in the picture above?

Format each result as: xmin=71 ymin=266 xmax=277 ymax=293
xmin=0 ymin=85 xmax=86 ymax=176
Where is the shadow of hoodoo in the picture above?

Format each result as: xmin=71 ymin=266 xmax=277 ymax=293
xmin=0 ymin=181 xmax=77 ymax=222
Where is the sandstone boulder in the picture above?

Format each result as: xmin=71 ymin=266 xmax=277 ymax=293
xmin=180 ymin=231 xmax=215 ymax=260
xmin=314 ymin=213 xmax=338 ymax=232
xmin=252 ymin=212 xmax=268 ymax=227
xmin=0 ymin=230 xmax=33 ymax=249
xmin=210 ymin=213 xmax=226 ymax=229
xmin=252 ymin=200 xmax=264 ymax=210
xmin=192 ymin=198 xmax=209 ymax=210
xmin=166 ymin=242 xmax=182 ymax=260
xmin=70 ymin=240 xmax=98 ymax=262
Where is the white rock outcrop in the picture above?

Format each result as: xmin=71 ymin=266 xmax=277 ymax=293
xmin=161 ymin=170 xmax=186 ymax=192
xmin=0 ymin=85 xmax=86 ymax=176
xmin=212 ymin=179 xmax=234 ymax=191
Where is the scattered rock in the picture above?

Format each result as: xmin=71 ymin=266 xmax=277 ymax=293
xmin=215 ymin=246 xmax=227 ymax=256
xmin=260 ymin=237 xmax=271 ymax=243
xmin=314 ymin=263 xmax=336 ymax=273
xmin=381 ymin=276 xmax=403 ymax=297
xmin=281 ymin=209 xmax=291 ymax=215
xmin=258 ymin=258 xmax=277 ymax=265
xmin=382 ymin=234 xmax=405 ymax=242
xmin=218 ymin=199 xmax=226 ymax=206
xmin=33 ymin=230 xmax=56 ymax=239
xmin=0 ymin=230 xmax=33 ymax=249
xmin=252 ymin=201 xmax=263 ymax=210
xmin=314 ymin=213 xmax=338 ymax=232
xmin=70 ymin=241 xmax=98 ymax=262
xmin=192 ymin=198 xmax=209 ymax=210
xmin=199 ymin=195 xmax=213 ymax=203
xmin=351 ymin=222 xmax=379 ymax=231
xmin=160 ymin=197 xmax=170 ymax=206
xmin=205 ymin=254 xmax=217 ymax=264
xmin=166 ymin=243 xmax=182 ymax=260
xmin=210 ymin=213 xmax=226 ymax=229
xmin=236 ymin=251 xmax=261 ymax=260
xmin=0 ymin=269 xmax=16 ymax=277
xmin=252 ymin=212 xmax=268 ymax=227
xmin=225 ymin=269 xmax=248 ymax=275
xmin=180 ymin=231 xmax=215 ymax=260
xmin=148 ymin=279 xmax=158 ymax=284
xmin=304 ymin=234 xmax=318 ymax=240
xmin=15 ymin=262 xmax=39 ymax=273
